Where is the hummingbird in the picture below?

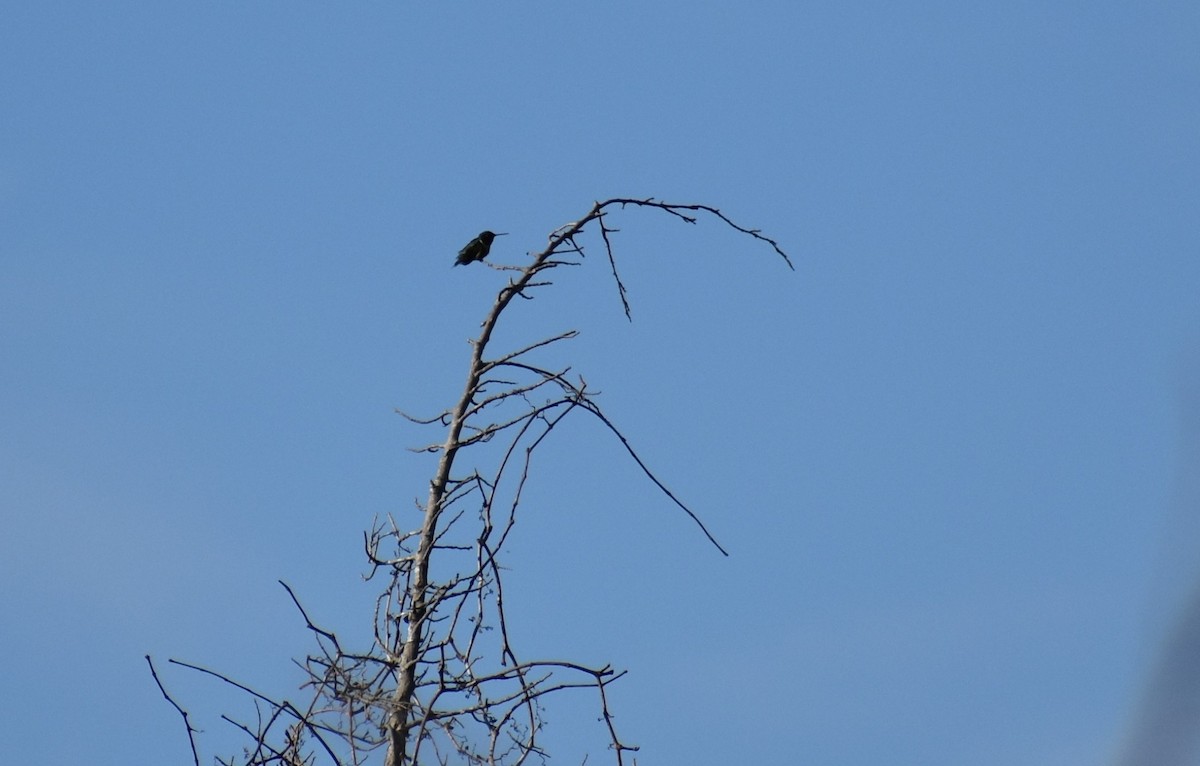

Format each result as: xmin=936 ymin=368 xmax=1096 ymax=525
xmin=454 ymin=230 xmax=507 ymax=267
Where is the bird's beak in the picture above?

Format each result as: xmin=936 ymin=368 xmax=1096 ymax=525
xmin=495 ymin=232 xmax=509 ymax=236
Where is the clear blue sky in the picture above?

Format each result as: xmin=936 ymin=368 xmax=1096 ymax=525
xmin=3 ymin=2 xmax=1199 ymax=764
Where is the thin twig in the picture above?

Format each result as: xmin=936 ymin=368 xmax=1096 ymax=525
xmin=146 ymin=655 xmax=201 ymax=766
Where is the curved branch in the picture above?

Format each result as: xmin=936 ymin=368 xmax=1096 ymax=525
xmin=576 ymin=397 xmax=729 ymax=556
xmin=158 ymin=196 xmax=788 ymax=766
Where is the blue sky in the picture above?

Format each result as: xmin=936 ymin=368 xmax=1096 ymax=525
xmin=2 ymin=2 xmax=1199 ymax=764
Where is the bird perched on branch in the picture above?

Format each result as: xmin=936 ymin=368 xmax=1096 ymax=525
xmin=454 ymin=230 xmax=507 ymax=267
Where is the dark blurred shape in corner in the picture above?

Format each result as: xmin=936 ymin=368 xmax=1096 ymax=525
xmin=1114 ymin=368 xmax=1200 ymax=766
xmin=1114 ymin=582 xmax=1200 ymax=765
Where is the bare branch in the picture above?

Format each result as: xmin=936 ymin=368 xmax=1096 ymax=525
xmin=157 ymin=197 xmax=789 ymax=766
xmin=578 ymin=397 xmax=730 ymax=556
xmin=596 ymin=212 xmax=632 ymax=321
xmin=480 ymin=329 xmax=579 ymax=371
xmin=146 ymin=655 xmax=201 ymax=766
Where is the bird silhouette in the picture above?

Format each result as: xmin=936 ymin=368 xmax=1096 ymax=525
xmin=454 ymin=230 xmax=507 ymax=267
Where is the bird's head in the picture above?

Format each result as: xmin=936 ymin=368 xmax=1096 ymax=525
xmin=479 ymin=231 xmax=508 ymax=244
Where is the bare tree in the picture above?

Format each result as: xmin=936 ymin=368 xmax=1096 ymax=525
xmin=150 ymin=197 xmax=791 ymax=766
